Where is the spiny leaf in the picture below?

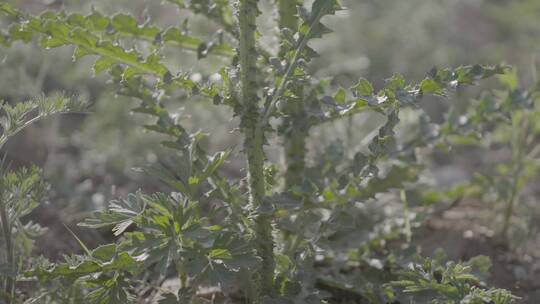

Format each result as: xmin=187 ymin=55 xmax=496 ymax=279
xmin=316 ymin=64 xmax=509 ymax=125
xmin=111 ymin=14 xmax=160 ymax=38
xmin=0 ymin=4 xmax=231 ymax=83
xmin=262 ymin=0 xmax=343 ymax=123
xmin=352 ymin=78 xmax=374 ymax=97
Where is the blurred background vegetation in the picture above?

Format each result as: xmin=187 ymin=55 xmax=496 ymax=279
xmin=2 ymin=0 xmax=540 ymax=300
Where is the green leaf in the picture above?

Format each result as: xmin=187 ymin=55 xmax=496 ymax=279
xmin=420 ymin=78 xmax=444 ymax=95
xmin=209 ymin=248 xmax=232 ymax=260
xmin=0 ymin=3 xmax=20 ymax=18
xmin=498 ymin=68 xmax=519 ymax=90
xmin=102 ymin=252 xmax=139 ymax=272
xmin=92 ymin=244 xmax=118 ymax=262
xmin=303 ymin=0 xmax=342 ymax=40
xmin=93 ymin=57 xmax=117 ymax=75
xmin=198 ymin=150 xmax=231 ymax=182
xmin=79 ymin=192 xmax=146 ymax=236
xmin=111 ymin=14 xmax=160 ymax=39
xmin=40 ymin=36 xmax=66 ymax=48
xmin=334 ymin=88 xmax=346 ymax=104
xmin=162 ymin=27 xmax=203 ymax=52
xmin=352 ymin=78 xmax=374 ymax=97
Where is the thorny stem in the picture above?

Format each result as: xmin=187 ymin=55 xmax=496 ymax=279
xmin=278 ymin=0 xmax=308 ymax=190
xmin=237 ymin=0 xmax=274 ymax=300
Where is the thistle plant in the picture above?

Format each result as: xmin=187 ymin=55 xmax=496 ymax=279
xmin=0 ymin=1 xmax=519 ymax=303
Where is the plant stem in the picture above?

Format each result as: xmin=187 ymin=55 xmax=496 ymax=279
xmin=283 ymin=123 xmax=307 ymax=188
xmin=501 ymin=115 xmax=529 ymax=240
xmin=278 ymin=0 xmax=308 ymax=189
xmin=0 ymin=203 xmax=15 ymax=302
xmin=400 ymin=190 xmax=412 ymax=243
xmin=237 ymin=0 xmax=274 ymax=300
